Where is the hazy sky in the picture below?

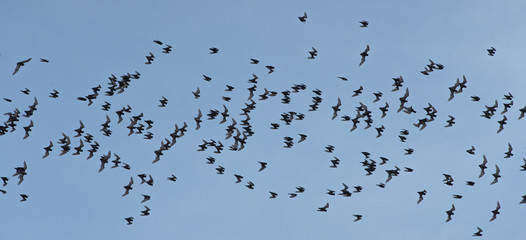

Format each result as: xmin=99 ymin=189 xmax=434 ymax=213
xmin=1 ymin=1 xmax=526 ymax=239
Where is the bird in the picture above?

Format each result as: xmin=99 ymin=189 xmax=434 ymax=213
xmin=353 ymin=215 xmax=362 ymax=222
xmin=19 ymin=194 xmax=28 ymax=202
xmin=417 ymin=190 xmax=427 ymax=204
xmin=489 ymin=201 xmax=500 ymax=222
xmin=13 ymin=58 xmax=32 ymax=75
xmin=234 ymin=174 xmax=243 ymax=183
xmin=520 ymin=195 xmax=526 ymax=204
xmin=466 ymin=146 xmax=475 ymax=155
xmin=504 ymin=142 xmax=513 ymax=158
xmin=203 ymin=75 xmax=212 ymax=82
xmin=487 ymin=47 xmax=496 ymax=56
xmin=153 ymin=40 xmax=163 ymax=45
xmin=158 ymin=96 xmax=168 ymax=107
xmin=124 ymin=217 xmax=134 ymax=225
xmin=490 ymin=165 xmax=501 ymax=185
xmin=265 ymin=65 xmax=275 ymax=74
xmin=453 ymin=194 xmax=463 ymax=199
xmin=332 ymin=97 xmax=341 ymax=120
xmin=22 ymin=120 xmax=34 ymax=139
xmin=194 ymin=109 xmax=202 ymax=130
xmin=141 ymin=194 xmax=151 ymax=203
xmin=444 ymin=115 xmax=455 ymax=127
xmin=49 ymin=89 xmax=59 ymax=98
xmin=250 ymin=58 xmax=259 ymax=64
xmin=13 ymin=161 xmax=27 ymax=185
xmin=21 ymin=88 xmax=30 ymax=95
xmin=445 ymin=204 xmax=455 ymax=222
xmin=298 ymin=12 xmax=307 ymax=22
xmin=359 ymin=21 xmax=368 ymax=27
xmin=479 ymin=155 xmax=488 ymax=178
xmin=141 ymin=206 xmax=151 ymax=216
xmin=317 ymin=203 xmax=329 ymax=212
xmin=258 ymin=161 xmax=267 ymax=172
xmin=352 ymin=86 xmax=363 ymax=97
xmin=1 ymin=177 xmax=8 ymax=187
xmin=245 ymin=181 xmax=255 ymax=189
xmin=122 ymin=177 xmax=134 ymax=197
xmin=466 ymin=181 xmax=475 ymax=186
xmin=209 ymin=47 xmax=219 ymax=54
xmin=473 ymin=227 xmax=483 ymax=237
xmin=359 ymin=45 xmax=370 ymax=66
xmin=269 ymin=191 xmax=278 ymax=198
xmin=39 ymin=58 xmax=49 ymax=62
xmin=192 ymin=87 xmax=200 ymax=99
xmin=167 ymin=174 xmax=177 ymax=182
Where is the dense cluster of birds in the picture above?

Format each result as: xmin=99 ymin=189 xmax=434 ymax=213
xmin=2 ymin=11 xmax=525 ymax=238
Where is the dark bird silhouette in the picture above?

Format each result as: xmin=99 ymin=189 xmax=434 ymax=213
xmin=520 ymin=195 xmax=526 ymax=204
xmin=352 ymin=86 xmax=363 ymax=97
xmin=209 ymin=47 xmax=219 ymax=54
xmin=359 ymin=21 xmax=368 ymax=27
xmin=490 ymin=165 xmax=501 ymax=185
xmin=153 ymin=40 xmax=163 ymax=45
xmin=473 ymin=227 xmax=483 ymax=237
xmin=250 ymin=58 xmax=259 ymax=64
xmin=21 ymin=88 xmax=30 ymax=95
xmin=453 ymin=194 xmax=463 ymax=199
xmin=40 ymin=58 xmax=49 ymax=62
xmin=298 ymin=12 xmax=307 ymax=22
xmin=194 ymin=109 xmax=202 ymax=130
xmin=145 ymin=52 xmax=154 ymax=64
xmin=203 ymin=75 xmax=212 ymax=82
xmin=325 ymin=145 xmax=335 ymax=153
xmin=245 ymin=181 xmax=255 ymax=189
xmin=3 ymin=98 xmax=12 ymax=102
xmin=445 ymin=204 xmax=455 ymax=222
xmin=466 ymin=146 xmax=475 ymax=155
xmin=122 ymin=177 xmax=134 ymax=197
xmin=158 ymin=96 xmax=168 ymax=107
xmin=332 ymin=97 xmax=341 ymax=120
xmin=317 ymin=203 xmax=329 ymax=212
xmin=233 ymin=174 xmax=243 ymax=183
xmin=141 ymin=194 xmax=151 ymax=203
xmin=13 ymin=58 xmax=32 ymax=75
xmin=444 ymin=115 xmax=455 ymax=127
xmin=1 ymin=177 xmax=8 ymax=187
xmin=298 ymin=134 xmax=307 ymax=143
xmin=162 ymin=44 xmax=172 ymax=53
xmin=520 ymin=158 xmax=526 ymax=171
xmin=20 ymin=194 xmax=28 ymax=202
xmin=13 ymin=161 xmax=27 ymax=185
xmin=466 ymin=181 xmax=475 ymax=186
xmin=22 ymin=120 xmax=33 ymax=139
xmin=42 ymin=141 xmax=54 ymax=158
xmin=487 ymin=47 xmax=496 ymax=56
xmin=269 ymin=191 xmax=278 ymax=198
xmin=404 ymin=148 xmax=414 ymax=155
xmin=471 ymin=96 xmax=480 ymax=102
xmin=489 ymin=201 xmax=500 ymax=221
xmin=417 ymin=190 xmax=427 ymax=204
xmin=49 ymin=89 xmax=59 ymax=98
xmin=353 ymin=215 xmax=362 ymax=222
xmin=497 ymin=116 xmax=507 ymax=133
xmin=124 ymin=217 xmax=134 ymax=225
xmin=479 ymin=155 xmax=488 ymax=178
xmin=258 ymin=161 xmax=267 ymax=172
xmin=266 ymin=65 xmax=275 ymax=74
xmin=359 ymin=45 xmax=370 ymax=66
xmin=141 ymin=206 xmax=151 ymax=216
xmin=504 ymin=143 xmax=513 ymax=158
xmin=192 ymin=87 xmax=200 ymax=99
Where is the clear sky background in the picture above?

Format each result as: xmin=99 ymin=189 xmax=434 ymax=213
xmin=1 ymin=0 xmax=526 ymax=239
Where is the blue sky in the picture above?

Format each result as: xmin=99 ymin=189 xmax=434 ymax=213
xmin=1 ymin=0 xmax=526 ymax=239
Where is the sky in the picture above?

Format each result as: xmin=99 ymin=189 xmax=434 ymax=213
xmin=1 ymin=0 xmax=526 ymax=239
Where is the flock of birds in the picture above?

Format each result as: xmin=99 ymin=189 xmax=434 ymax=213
xmin=2 ymin=11 xmax=525 ymax=238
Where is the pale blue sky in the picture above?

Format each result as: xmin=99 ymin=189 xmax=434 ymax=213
xmin=1 ymin=1 xmax=526 ymax=239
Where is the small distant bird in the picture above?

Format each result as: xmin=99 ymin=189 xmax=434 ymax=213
xmin=141 ymin=194 xmax=151 ymax=203
xmin=145 ymin=52 xmax=154 ymax=64
xmin=21 ymin=88 xmax=30 ymax=95
xmin=13 ymin=58 xmax=32 ymax=75
xmin=40 ymin=58 xmax=49 ymax=62
xmin=269 ymin=191 xmax=278 ymax=198
xmin=466 ymin=181 xmax=475 ymax=186
xmin=489 ymin=201 xmax=500 ymax=222
xmin=359 ymin=21 xmax=368 ymax=27
xmin=245 ymin=181 xmax=255 ymax=189
xmin=153 ymin=40 xmax=163 ymax=45
xmin=404 ymin=148 xmax=414 ymax=155
xmin=122 ymin=177 xmax=134 ymax=197
xmin=250 ymin=58 xmax=259 ymax=64
xmin=1 ymin=177 xmax=8 ymax=187
xmin=3 ymin=98 xmax=11 ymax=102
xmin=520 ymin=195 xmax=526 ymax=204
xmin=490 ymin=165 xmax=501 ymax=185
xmin=209 ymin=47 xmax=219 ymax=54
xmin=234 ymin=174 xmax=243 ymax=183
xmin=125 ymin=217 xmax=134 ymax=225
xmin=298 ymin=12 xmax=307 ymax=22
xmin=479 ymin=155 xmax=488 ymax=178
xmin=22 ymin=120 xmax=34 ymax=139
xmin=487 ymin=47 xmax=496 ymax=56
xmin=317 ymin=202 xmax=329 ymax=212
xmin=352 ymin=86 xmax=363 ymax=97
xmin=167 ymin=174 xmax=177 ymax=182
xmin=258 ymin=161 xmax=267 ymax=172
xmin=504 ymin=142 xmax=513 ymax=158
xmin=417 ymin=190 xmax=427 ymax=204
xmin=466 ymin=146 xmax=475 ymax=155
xmin=359 ymin=45 xmax=370 ymax=66
xmin=332 ymin=97 xmax=342 ymax=120
xmin=471 ymin=96 xmax=481 ymax=101
xmin=203 ymin=75 xmax=212 ymax=82
xmin=192 ymin=87 xmax=200 ymax=99
xmin=158 ymin=96 xmax=168 ymax=107
xmin=353 ymin=215 xmax=362 ymax=222
xmin=141 ymin=206 xmax=151 ymax=216
xmin=445 ymin=204 xmax=455 ymax=222
xmin=265 ymin=65 xmax=275 ymax=74
xmin=473 ymin=227 xmax=483 ymax=237
xmin=445 ymin=115 xmax=455 ymax=127
xmin=20 ymin=194 xmax=28 ymax=202
xmin=49 ymin=89 xmax=59 ymax=98
xmin=452 ymin=194 xmax=463 ymax=199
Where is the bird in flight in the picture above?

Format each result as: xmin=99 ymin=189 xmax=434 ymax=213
xmin=359 ymin=45 xmax=370 ymax=66
xmin=489 ymin=201 xmax=500 ymax=222
xmin=359 ymin=21 xmax=368 ymax=27
xmin=13 ymin=58 xmax=32 ymax=75
xmin=298 ymin=12 xmax=307 ymax=22
xmin=445 ymin=204 xmax=455 ymax=222
xmin=473 ymin=227 xmax=483 ymax=237
xmin=317 ymin=202 xmax=329 ymax=212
